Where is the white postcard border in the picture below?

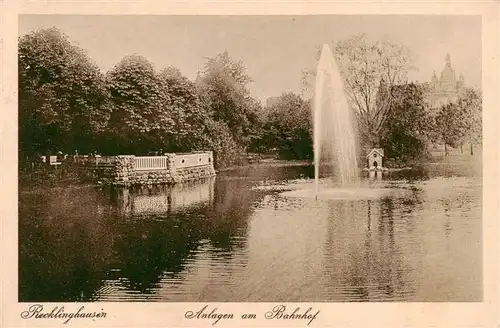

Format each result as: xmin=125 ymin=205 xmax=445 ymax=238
xmin=1 ymin=1 xmax=499 ymax=328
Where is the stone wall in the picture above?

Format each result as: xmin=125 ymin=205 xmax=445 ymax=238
xmin=175 ymin=164 xmax=216 ymax=183
xmin=130 ymin=170 xmax=176 ymax=185
xmin=114 ymin=156 xmax=136 ymax=185
xmin=90 ymin=152 xmax=216 ymax=186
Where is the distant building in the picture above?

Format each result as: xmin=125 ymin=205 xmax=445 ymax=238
xmin=266 ymin=97 xmax=280 ymax=108
xmin=425 ymin=53 xmax=465 ymax=109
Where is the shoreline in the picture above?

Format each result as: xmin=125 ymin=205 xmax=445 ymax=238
xmin=19 ymin=158 xmax=480 ymax=192
xmin=215 ymin=159 xmax=312 ymax=173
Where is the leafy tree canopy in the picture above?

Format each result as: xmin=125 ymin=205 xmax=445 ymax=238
xmin=104 ymin=55 xmax=171 ymax=154
xmin=19 ymin=27 xmax=112 ymax=155
xmin=381 ymin=83 xmax=433 ymax=162
xmin=157 ymin=66 xmax=211 ymax=152
xmin=197 ymin=51 xmax=261 ymax=147
xmin=261 ymin=93 xmax=313 ymax=160
xmin=434 ymin=87 xmax=482 ymax=155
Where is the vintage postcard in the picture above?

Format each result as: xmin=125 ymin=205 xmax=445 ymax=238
xmin=1 ymin=1 xmax=499 ymax=328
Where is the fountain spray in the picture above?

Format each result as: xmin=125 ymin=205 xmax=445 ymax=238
xmin=313 ymin=44 xmax=359 ymax=198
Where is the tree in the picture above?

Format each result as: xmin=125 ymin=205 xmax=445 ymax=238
xmin=201 ymin=119 xmax=246 ymax=169
xmin=197 ymin=51 xmax=260 ymax=148
xmin=434 ymin=103 xmax=464 ymax=156
xmin=435 ymin=87 xmax=482 ymax=156
xmin=202 ymin=51 xmax=253 ymax=86
xmin=158 ymin=66 xmax=211 ymax=152
xmin=457 ymin=88 xmax=482 ymax=155
xmin=302 ymin=35 xmax=414 ymax=148
xmin=105 ymin=55 xmax=171 ymax=154
xmin=260 ymin=93 xmax=313 ymax=160
xmin=381 ymin=83 xmax=434 ymax=163
xmin=18 ymin=27 xmax=112 ymax=156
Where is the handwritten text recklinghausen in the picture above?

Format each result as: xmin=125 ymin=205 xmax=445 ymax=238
xmin=20 ymin=304 xmax=107 ymax=324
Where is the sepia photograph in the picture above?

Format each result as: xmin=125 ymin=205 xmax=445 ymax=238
xmin=17 ymin=14 xmax=484 ymax=305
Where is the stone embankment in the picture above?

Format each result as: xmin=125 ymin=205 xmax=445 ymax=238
xmin=82 ymin=152 xmax=215 ymax=186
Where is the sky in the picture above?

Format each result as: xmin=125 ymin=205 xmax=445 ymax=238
xmin=19 ymin=15 xmax=482 ymax=103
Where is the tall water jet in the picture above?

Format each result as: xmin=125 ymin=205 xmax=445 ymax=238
xmin=314 ymin=44 xmax=359 ymax=194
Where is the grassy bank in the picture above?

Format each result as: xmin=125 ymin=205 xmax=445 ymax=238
xmin=19 ymin=162 xmax=97 ymax=190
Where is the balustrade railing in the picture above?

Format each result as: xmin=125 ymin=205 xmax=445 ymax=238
xmin=134 ymin=156 xmax=169 ymax=171
xmin=73 ymin=153 xmax=212 ymax=171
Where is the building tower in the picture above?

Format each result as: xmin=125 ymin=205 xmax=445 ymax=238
xmin=439 ymin=53 xmax=456 ymax=93
xmin=427 ymin=53 xmax=465 ymax=108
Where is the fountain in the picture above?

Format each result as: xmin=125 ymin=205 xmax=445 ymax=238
xmin=280 ymin=44 xmax=398 ymax=200
xmin=313 ymin=43 xmax=359 ymax=193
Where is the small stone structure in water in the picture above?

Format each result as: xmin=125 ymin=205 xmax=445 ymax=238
xmin=365 ymin=148 xmax=389 ymax=172
xmin=87 ymin=151 xmax=216 ymax=186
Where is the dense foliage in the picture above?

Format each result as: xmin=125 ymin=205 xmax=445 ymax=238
xmin=104 ymin=55 xmax=170 ymax=154
xmin=19 ymin=28 xmax=482 ymax=171
xmin=19 ymin=28 xmax=112 ymax=155
xmin=196 ymin=51 xmax=262 ymax=148
xmin=380 ymin=83 xmax=434 ymax=162
xmin=434 ymin=87 xmax=482 ymax=155
xmin=259 ymin=93 xmax=313 ymax=160
xmin=19 ymin=29 xmax=263 ymax=168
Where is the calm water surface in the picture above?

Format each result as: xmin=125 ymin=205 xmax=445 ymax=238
xmin=19 ymin=163 xmax=482 ymax=302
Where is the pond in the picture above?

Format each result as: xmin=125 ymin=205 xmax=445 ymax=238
xmin=19 ymin=162 xmax=482 ymax=302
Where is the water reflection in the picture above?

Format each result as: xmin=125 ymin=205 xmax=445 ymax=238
xmin=19 ymin=186 xmax=116 ymax=301
xmin=19 ymin=163 xmax=482 ymax=302
xmin=110 ymin=178 xmax=216 ymax=217
xmin=319 ymin=197 xmax=412 ymax=302
xmin=19 ymin=177 xmax=264 ymax=301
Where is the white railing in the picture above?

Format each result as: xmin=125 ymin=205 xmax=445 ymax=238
xmin=134 ymin=156 xmax=169 ymax=171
